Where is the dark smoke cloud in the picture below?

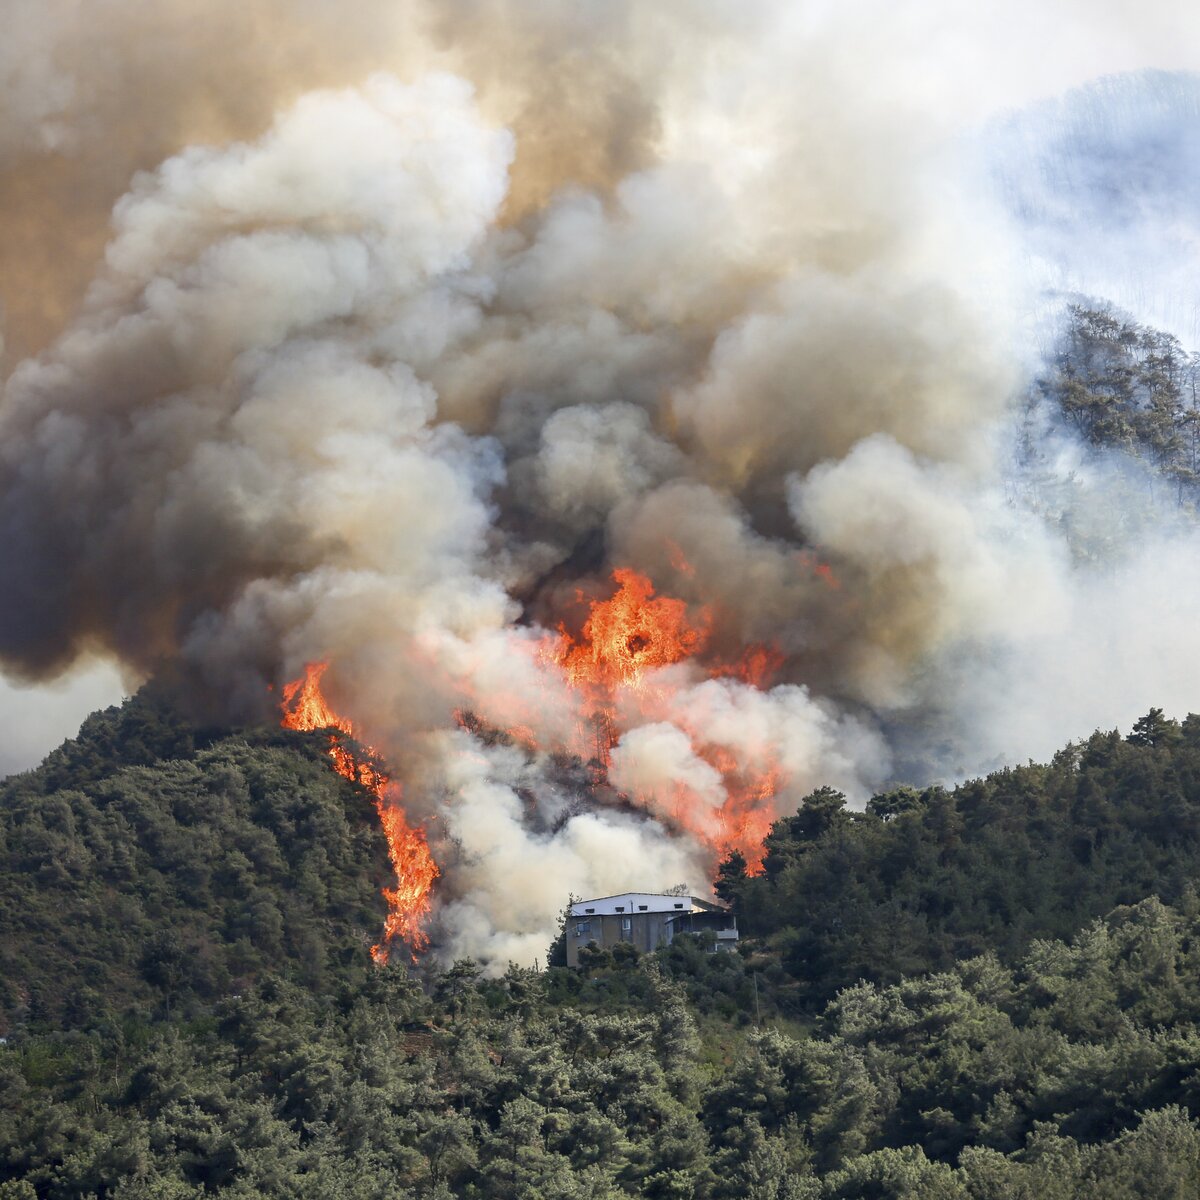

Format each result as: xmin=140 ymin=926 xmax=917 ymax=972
xmin=4 ymin=0 xmax=1200 ymax=963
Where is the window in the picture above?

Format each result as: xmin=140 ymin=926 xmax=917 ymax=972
xmin=638 ymin=905 xmax=648 ymax=911
xmin=585 ymin=907 xmax=595 ymax=914
xmin=674 ymin=903 xmax=684 ymax=909
xmin=622 ymin=917 xmax=632 ymax=931
xmin=615 ymin=906 xmax=625 ymax=912
xmin=575 ymin=921 xmax=591 ymax=937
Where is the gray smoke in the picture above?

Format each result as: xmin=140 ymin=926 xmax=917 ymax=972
xmin=4 ymin=0 xmax=1200 ymax=967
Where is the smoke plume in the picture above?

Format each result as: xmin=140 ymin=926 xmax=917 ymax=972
xmin=5 ymin=0 xmax=1200 ymax=967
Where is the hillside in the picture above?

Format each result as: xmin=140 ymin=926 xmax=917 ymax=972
xmin=720 ymin=709 xmax=1200 ymax=1007
xmin=6 ymin=696 xmax=1200 ymax=1196
xmin=0 ymin=690 xmax=390 ymax=1032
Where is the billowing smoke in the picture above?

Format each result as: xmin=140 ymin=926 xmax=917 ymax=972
xmin=5 ymin=0 xmax=1200 ymax=967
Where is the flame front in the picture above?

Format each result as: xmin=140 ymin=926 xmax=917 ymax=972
xmin=552 ymin=568 xmax=780 ymax=872
xmin=280 ymin=662 xmax=438 ymax=962
xmin=557 ymin=567 xmax=711 ymax=689
xmin=282 ymin=567 xmax=801 ymax=957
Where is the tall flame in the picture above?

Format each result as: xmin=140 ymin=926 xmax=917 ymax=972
xmin=280 ymin=662 xmax=438 ymax=962
xmin=557 ymin=567 xmax=711 ymax=689
xmin=553 ymin=568 xmax=778 ymax=872
xmin=281 ymin=565 xmax=794 ymax=959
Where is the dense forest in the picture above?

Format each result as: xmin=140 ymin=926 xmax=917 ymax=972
xmin=6 ymin=689 xmax=1200 ymax=1196
xmin=0 ymin=689 xmax=389 ymax=1029
xmin=4 ymin=305 xmax=1200 ymax=1196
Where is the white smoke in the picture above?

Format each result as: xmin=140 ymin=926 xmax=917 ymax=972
xmin=4 ymin=1 xmax=1200 ymax=968
xmin=416 ymin=729 xmax=707 ymax=967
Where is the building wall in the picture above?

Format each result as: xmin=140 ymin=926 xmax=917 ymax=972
xmin=564 ymin=909 xmax=680 ymax=967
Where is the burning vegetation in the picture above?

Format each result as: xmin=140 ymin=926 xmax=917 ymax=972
xmin=550 ymin=568 xmax=781 ymax=872
xmin=282 ymin=565 xmax=800 ymax=962
xmin=280 ymin=662 xmax=438 ymax=962
xmin=556 ymin=568 xmax=711 ymax=690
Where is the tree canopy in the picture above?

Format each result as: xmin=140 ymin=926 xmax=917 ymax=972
xmin=6 ymin=694 xmax=1200 ymax=1196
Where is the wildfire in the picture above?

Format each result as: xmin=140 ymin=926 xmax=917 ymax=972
xmin=713 ymin=643 xmax=785 ymax=690
xmin=557 ymin=567 xmax=711 ymax=689
xmin=280 ymin=661 xmax=438 ymax=962
xmin=280 ymin=566 xmax=787 ymax=952
xmin=552 ymin=568 xmax=779 ymax=871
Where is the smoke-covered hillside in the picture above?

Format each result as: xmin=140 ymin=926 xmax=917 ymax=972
xmin=5 ymin=3 xmax=1200 ymax=967
xmin=8 ymin=3 xmax=1200 ymax=1195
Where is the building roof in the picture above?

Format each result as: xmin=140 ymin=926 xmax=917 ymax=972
xmin=568 ymin=892 xmax=726 ymax=917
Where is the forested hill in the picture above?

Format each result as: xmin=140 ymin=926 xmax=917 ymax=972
xmin=1039 ymin=305 xmax=1200 ymax=487
xmin=717 ymin=707 xmax=1200 ymax=1006
xmin=0 ymin=690 xmax=391 ymax=1031
xmin=1028 ymin=304 xmax=1200 ymax=554
xmin=6 ymin=696 xmax=1200 ymax=1195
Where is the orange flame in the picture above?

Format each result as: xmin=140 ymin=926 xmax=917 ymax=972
xmin=557 ymin=567 xmax=711 ymax=689
xmin=798 ymin=549 xmax=840 ymax=590
xmin=280 ymin=662 xmax=438 ymax=962
xmin=281 ymin=565 xmax=785 ymax=935
xmin=714 ymin=643 xmax=785 ymax=690
xmin=551 ymin=569 xmax=777 ymax=870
